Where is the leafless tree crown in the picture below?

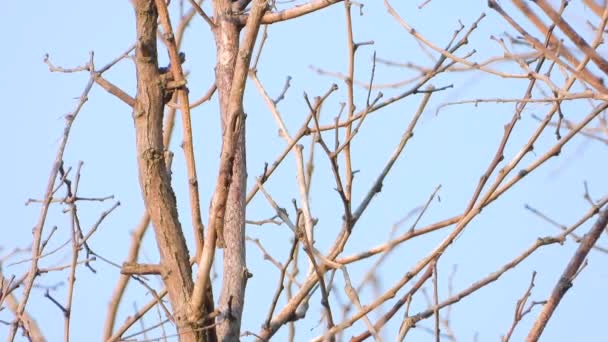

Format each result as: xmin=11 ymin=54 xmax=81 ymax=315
xmin=3 ymin=0 xmax=608 ymax=341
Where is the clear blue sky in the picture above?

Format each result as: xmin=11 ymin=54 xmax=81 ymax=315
xmin=2 ymin=1 xmax=607 ymax=341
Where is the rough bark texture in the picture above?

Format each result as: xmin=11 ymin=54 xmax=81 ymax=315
xmin=217 ymin=128 xmax=248 ymax=341
xmin=212 ymin=4 xmax=249 ymax=339
xmin=132 ymin=1 xmax=200 ymax=341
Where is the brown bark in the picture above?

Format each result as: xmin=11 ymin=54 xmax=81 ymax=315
xmin=132 ymin=1 xmax=200 ymax=340
xmin=216 ymin=127 xmax=248 ymax=341
xmin=208 ymin=0 xmax=266 ymax=338
xmin=189 ymin=5 xmax=265 ymax=342
xmin=526 ymin=207 xmax=608 ymax=341
xmin=212 ymin=3 xmax=241 ymax=249
xmin=212 ymin=4 xmax=247 ymax=339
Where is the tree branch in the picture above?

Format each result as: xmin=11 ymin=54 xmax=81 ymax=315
xmin=526 ymin=206 xmax=608 ymax=341
xmin=131 ymin=1 xmax=198 ymax=340
xmin=238 ymin=0 xmax=343 ymax=25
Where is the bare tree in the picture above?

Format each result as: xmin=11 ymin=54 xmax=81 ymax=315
xmin=2 ymin=0 xmax=608 ymax=341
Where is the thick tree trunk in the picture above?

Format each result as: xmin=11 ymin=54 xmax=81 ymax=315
xmin=212 ymin=4 xmax=249 ymax=339
xmin=132 ymin=1 xmax=200 ymax=341
xmin=217 ymin=129 xmax=247 ymax=340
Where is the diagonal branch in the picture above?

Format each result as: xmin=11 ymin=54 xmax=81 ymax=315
xmin=533 ymin=0 xmax=608 ymax=77
xmin=526 ymin=206 xmax=608 ymax=341
xmin=238 ymin=0 xmax=343 ymax=25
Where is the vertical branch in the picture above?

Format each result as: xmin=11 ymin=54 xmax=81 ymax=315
xmin=131 ymin=1 xmax=198 ymax=340
xmin=216 ymin=0 xmax=267 ymax=335
xmin=294 ymin=146 xmax=315 ymax=245
xmin=191 ymin=2 xmax=267 ymax=342
xmin=154 ymin=0 xmax=206 ymax=263
xmin=189 ymin=0 xmax=241 ymax=331
xmin=343 ymin=0 xmax=356 ymax=210
xmin=63 ymin=164 xmax=84 ymax=342
xmin=103 ymin=8 xmax=199 ymax=339
xmin=432 ymin=260 xmax=440 ymax=342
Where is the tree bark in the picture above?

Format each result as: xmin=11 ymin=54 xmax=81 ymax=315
xmin=217 ymin=127 xmax=248 ymax=341
xmin=132 ymin=1 xmax=200 ymax=341
xmin=212 ymin=2 xmax=249 ymax=339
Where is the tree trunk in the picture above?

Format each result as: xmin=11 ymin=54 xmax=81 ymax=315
xmin=132 ymin=1 xmax=201 ymax=341
xmin=212 ymin=4 xmax=249 ymax=339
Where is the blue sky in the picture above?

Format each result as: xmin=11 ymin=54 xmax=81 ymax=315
xmin=2 ymin=1 xmax=607 ymax=341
